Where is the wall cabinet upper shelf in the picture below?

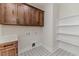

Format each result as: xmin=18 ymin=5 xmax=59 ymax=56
xmin=0 ymin=3 xmax=44 ymax=26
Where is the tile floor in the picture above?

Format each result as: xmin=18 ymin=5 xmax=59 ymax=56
xmin=19 ymin=46 xmax=75 ymax=56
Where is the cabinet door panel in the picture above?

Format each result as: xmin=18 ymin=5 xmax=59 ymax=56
xmin=0 ymin=3 xmax=44 ymax=26
xmin=0 ymin=49 xmax=8 ymax=56
xmin=17 ymin=4 xmax=25 ymax=25
xmin=39 ymin=11 xmax=44 ymax=26
xmin=0 ymin=4 xmax=5 ymax=24
xmin=0 ymin=41 xmax=18 ymax=56
xmin=4 ymin=4 xmax=17 ymax=24
xmin=23 ymin=5 xmax=32 ymax=25
xmin=31 ymin=8 xmax=37 ymax=25
xmin=35 ymin=10 xmax=40 ymax=25
xmin=0 ymin=47 xmax=16 ymax=56
xmin=6 ymin=47 xmax=16 ymax=56
xmin=31 ymin=9 xmax=44 ymax=26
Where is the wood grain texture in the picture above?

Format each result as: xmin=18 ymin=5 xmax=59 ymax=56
xmin=0 ymin=3 xmax=44 ymax=26
xmin=4 ymin=4 xmax=17 ymax=24
xmin=0 ymin=41 xmax=18 ymax=56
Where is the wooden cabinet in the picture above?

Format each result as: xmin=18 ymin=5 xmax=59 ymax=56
xmin=4 ymin=4 xmax=17 ymax=24
xmin=17 ymin=4 xmax=25 ymax=25
xmin=31 ymin=7 xmax=39 ymax=25
xmin=23 ymin=5 xmax=44 ymax=26
xmin=0 ymin=46 xmax=17 ymax=56
xmin=0 ymin=3 xmax=44 ymax=26
xmin=33 ymin=9 xmax=44 ymax=26
xmin=23 ymin=4 xmax=32 ymax=25
xmin=39 ymin=11 xmax=44 ymax=26
xmin=0 ymin=41 xmax=18 ymax=56
xmin=0 ymin=4 xmax=5 ymax=24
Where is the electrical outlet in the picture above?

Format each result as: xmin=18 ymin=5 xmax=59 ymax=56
xmin=32 ymin=43 xmax=35 ymax=47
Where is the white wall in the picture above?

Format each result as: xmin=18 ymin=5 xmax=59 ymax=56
xmin=41 ymin=4 xmax=53 ymax=52
xmin=40 ymin=3 xmax=58 ymax=52
xmin=53 ymin=3 xmax=59 ymax=51
xmin=1 ymin=25 xmax=42 ymax=54
xmin=58 ymin=3 xmax=79 ymax=55
xmin=59 ymin=3 xmax=79 ymax=19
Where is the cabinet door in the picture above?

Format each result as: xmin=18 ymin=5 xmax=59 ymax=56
xmin=0 ymin=49 xmax=8 ymax=56
xmin=28 ymin=7 xmax=40 ymax=26
xmin=0 ymin=4 xmax=5 ymax=24
xmin=0 ymin=47 xmax=16 ymax=56
xmin=4 ymin=4 xmax=17 ymax=24
xmin=35 ymin=9 xmax=40 ymax=25
xmin=31 ymin=8 xmax=44 ymax=26
xmin=6 ymin=47 xmax=17 ymax=56
xmin=23 ymin=5 xmax=32 ymax=25
xmin=31 ymin=8 xmax=37 ymax=25
xmin=39 ymin=11 xmax=44 ymax=26
xmin=17 ymin=4 xmax=25 ymax=25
